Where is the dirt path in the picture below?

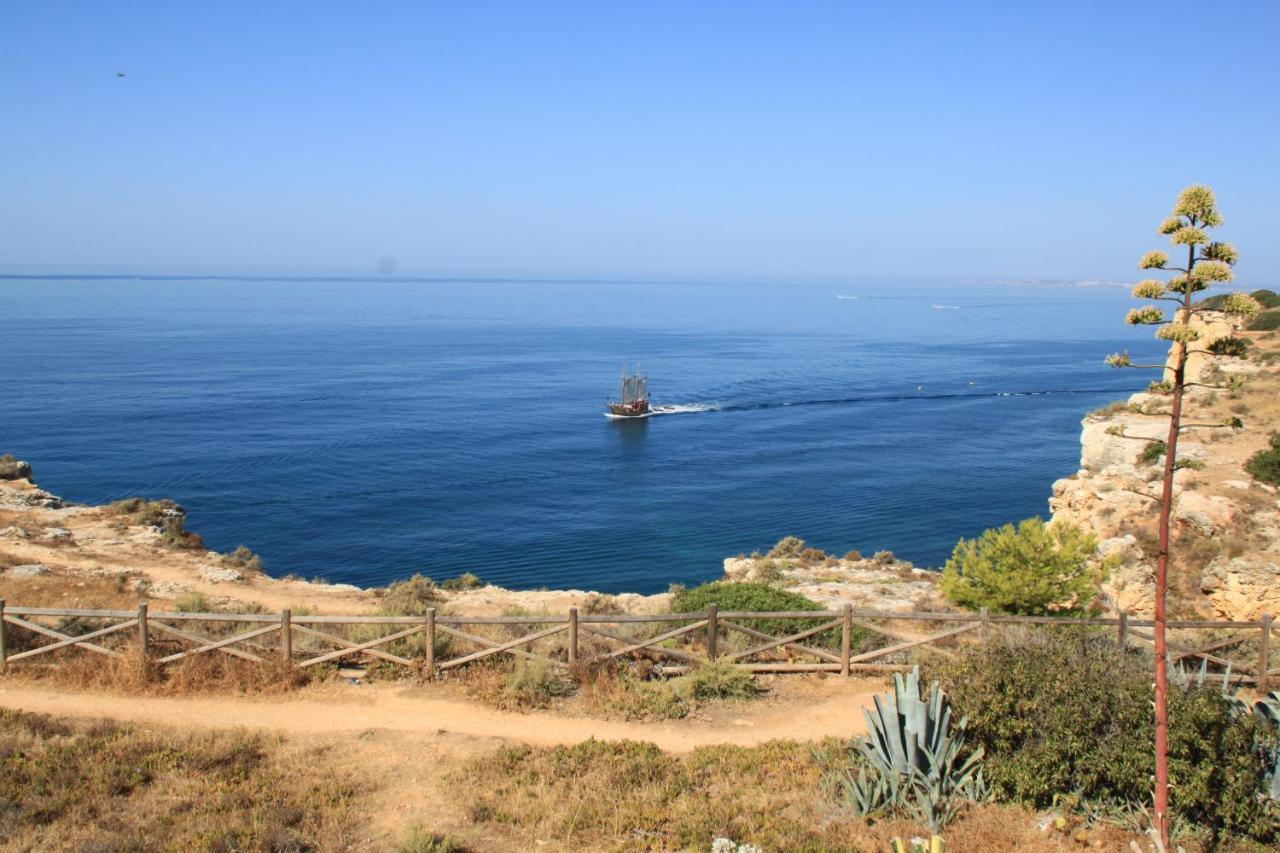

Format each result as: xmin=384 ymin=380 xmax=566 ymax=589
xmin=0 ymin=679 xmax=877 ymax=752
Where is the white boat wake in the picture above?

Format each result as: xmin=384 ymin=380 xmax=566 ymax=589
xmin=604 ymin=403 xmax=716 ymax=420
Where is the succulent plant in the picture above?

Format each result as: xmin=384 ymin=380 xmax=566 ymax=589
xmin=1251 ymin=691 xmax=1280 ymax=801
xmin=838 ymin=667 xmax=988 ymax=832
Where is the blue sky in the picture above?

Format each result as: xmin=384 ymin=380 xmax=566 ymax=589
xmin=2 ymin=2 xmax=1277 ymax=283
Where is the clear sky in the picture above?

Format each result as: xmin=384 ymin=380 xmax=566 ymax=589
xmin=2 ymin=2 xmax=1277 ymax=283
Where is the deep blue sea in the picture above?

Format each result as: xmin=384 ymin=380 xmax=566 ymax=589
xmin=0 ymin=276 xmax=1163 ymax=593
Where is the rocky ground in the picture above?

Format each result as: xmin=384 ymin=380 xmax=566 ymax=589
xmin=1 ymin=462 xmax=937 ymax=617
xmin=1049 ymin=313 xmax=1280 ymax=620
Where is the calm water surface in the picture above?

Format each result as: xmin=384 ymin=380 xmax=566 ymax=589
xmin=0 ymin=277 xmax=1162 ymax=592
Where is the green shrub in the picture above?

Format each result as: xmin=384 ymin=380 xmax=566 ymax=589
xmin=397 ymin=826 xmax=470 ymax=853
xmin=1248 ymin=309 xmax=1280 ymax=331
xmin=379 ymin=574 xmax=443 ymax=616
xmin=503 ymin=660 xmax=573 ymax=709
xmin=580 ymin=592 xmax=623 ymax=615
xmin=438 ymin=572 xmax=485 ymax=591
xmin=672 ymin=582 xmax=847 ymax=642
xmin=1251 ymin=288 xmax=1280 ymax=309
xmin=934 ymin=632 xmax=1278 ymax=843
xmin=939 ymin=519 xmax=1107 ymax=616
xmin=1139 ymin=440 xmax=1166 ymax=466
xmin=767 ymin=536 xmax=808 ymax=558
xmin=1208 ymin=336 xmax=1249 ymax=357
xmin=1246 ymin=433 xmax=1280 ymax=486
xmin=751 ymin=557 xmax=787 ymax=584
xmin=679 ymin=660 xmax=759 ymax=701
xmin=222 ymin=545 xmax=264 ymax=574
xmin=173 ymin=591 xmax=212 ymax=613
xmin=1087 ymin=399 xmax=1132 ymax=418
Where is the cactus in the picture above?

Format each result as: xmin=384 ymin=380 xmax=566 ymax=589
xmin=839 ymin=667 xmax=988 ymax=832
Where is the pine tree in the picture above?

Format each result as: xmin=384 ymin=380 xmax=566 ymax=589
xmin=1105 ymin=185 xmax=1261 ymax=846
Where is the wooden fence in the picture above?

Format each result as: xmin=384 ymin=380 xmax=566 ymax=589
xmin=0 ymin=599 xmax=1274 ymax=690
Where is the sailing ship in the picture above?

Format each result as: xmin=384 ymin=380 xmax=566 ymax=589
xmin=606 ymin=362 xmax=651 ymax=417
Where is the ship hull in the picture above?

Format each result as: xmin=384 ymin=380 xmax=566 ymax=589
xmin=606 ymin=400 xmax=651 ymax=417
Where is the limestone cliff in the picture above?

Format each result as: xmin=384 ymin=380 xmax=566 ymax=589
xmin=1048 ymin=312 xmax=1280 ymax=620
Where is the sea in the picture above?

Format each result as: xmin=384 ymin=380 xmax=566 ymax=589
xmin=0 ymin=275 xmax=1164 ymax=594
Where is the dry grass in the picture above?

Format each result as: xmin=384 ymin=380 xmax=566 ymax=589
xmin=0 ymin=708 xmax=367 ymax=851
xmin=0 ymin=571 xmax=145 ymax=611
xmin=1 ymin=648 xmax=316 ymax=696
xmin=449 ymin=738 xmax=1137 ymax=851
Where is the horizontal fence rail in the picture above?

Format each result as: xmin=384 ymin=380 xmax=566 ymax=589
xmin=0 ymin=599 xmax=1274 ymax=691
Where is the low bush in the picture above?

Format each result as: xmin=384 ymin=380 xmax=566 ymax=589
xmin=107 ymin=497 xmax=204 ymax=549
xmin=934 ymin=631 xmax=1278 ymax=844
xmin=438 ymin=572 xmax=485 ymax=591
xmin=502 ymin=659 xmax=574 ymax=709
xmin=1208 ymin=336 xmax=1249 ymax=357
xmin=1087 ymin=399 xmax=1133 ymax=418
xmin=1248 ymin=309 xmax=1280 ymax=331
xmin=379 ymin=573 xmax=443 ymax=616
xmin=397 ymin=827 xmax=471 ymax=853
xmin=766 ymin=535 xmax=807 ymax=558
xmin=222 ymin=544 xmax=264 ymax=574
xmin=681 ymin=659 xmax=759 ymax=701
xmin=1139 ymin=440 xmax=1166 ymax=466
xmin=939 ymin=518 xmax=1107 ymax=616
xmin=1245 ymin=432 xmax=1280 ymax=486
xmin=580 ymin=592 xmax=624 ymax=615
xmin=672 ymin=581 xmax=858 ymax=645
xmin=173 ymin=590 xmax=212 ymax=612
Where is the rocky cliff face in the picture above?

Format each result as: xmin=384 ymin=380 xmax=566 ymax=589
xmin=1048 ymin=313 xmax=1280 ymax=620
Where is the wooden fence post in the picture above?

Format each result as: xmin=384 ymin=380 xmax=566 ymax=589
xmin=841 ymin=604 xmax=852 ymax=676
xmin=1259 ymin=614 xmax=1272 ymax=694
xmin=0 ymin=598 xmax=7 ymax=670
xmin=568 ymin=607 xmax=579 ymax=667
xmin=706 ymin=604 xmax=718 ymax=661
xmin=281 ymin=609 xmax=292 ymax=664
xmin=425 ymin=608 xmax=436 ymax=680
xmin=138 ymin=602 xmax=149 ymax=651
xmin=979 ymin=607 xmax=989 ymax=642
xmin=1118 ymin=610 xmax=1129 ymax=649
xmin=137 ymin=602 xmax=150 ymax=678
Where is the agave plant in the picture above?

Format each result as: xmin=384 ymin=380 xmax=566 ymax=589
xmin=1251 ymin=690 xmax=1280 ymax=801
xmin=838 ymin=667 xmax=988 ymax=832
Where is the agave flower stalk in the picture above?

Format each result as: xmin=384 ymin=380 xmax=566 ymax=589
xmin=1107 ymin=185 xmax=1261 ymax=846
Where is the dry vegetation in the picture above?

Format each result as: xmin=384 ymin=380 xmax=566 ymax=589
xmin=447 ymin=738 xmax=1141 ymax=852
xmin=0 ymin=708 xmax=367 ymax=851
xmin=0 ymin=705 xmax=1159 ymax=852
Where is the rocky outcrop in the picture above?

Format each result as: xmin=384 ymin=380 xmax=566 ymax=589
xmin=1048 ymin=313 xmax=1280 ymax=620
xmin=1200 ymin=557 xmax=1280 ymax=621
xmin=721 ymin=553 xmax=943 ymax=612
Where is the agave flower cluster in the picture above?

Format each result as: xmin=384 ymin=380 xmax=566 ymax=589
xmin=837 ymin=668 xmax=988 ymax=833
xmin=1107 ymin=185 xmax=1258 ymax=371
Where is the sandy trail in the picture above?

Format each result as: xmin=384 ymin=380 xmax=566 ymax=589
xmin=0 ymin=680 xmax=878 ymax=752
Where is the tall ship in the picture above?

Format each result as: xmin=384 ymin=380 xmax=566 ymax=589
xmin=606 ymin=362 xmax=650 ymax=417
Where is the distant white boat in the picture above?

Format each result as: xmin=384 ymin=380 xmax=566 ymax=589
xmin=835 ymin=294 xmax=859 ymax=300
xmin=932 ymin=304 xmax=960 ymax=310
